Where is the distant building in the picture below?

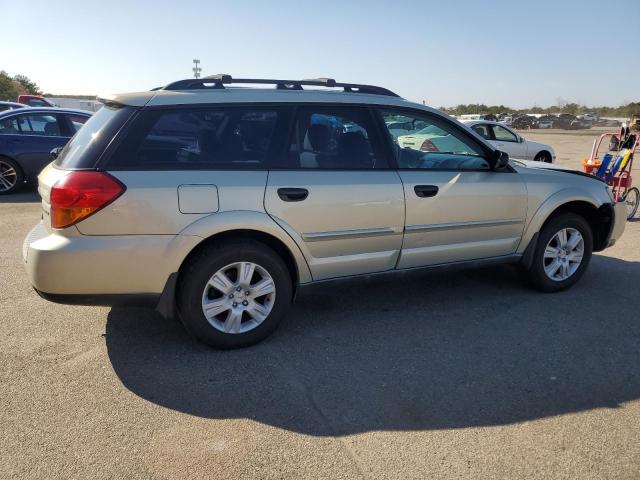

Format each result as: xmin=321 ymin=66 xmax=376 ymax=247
xmin=47 ymin=97 xmax=102 ymax=112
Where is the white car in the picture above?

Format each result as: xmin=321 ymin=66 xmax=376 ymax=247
xmin=464 ymin=120 xmax=556 ymax=163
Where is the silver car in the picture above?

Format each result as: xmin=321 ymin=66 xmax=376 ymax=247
xmin=23 ymin=75 xmax=627 ymax=348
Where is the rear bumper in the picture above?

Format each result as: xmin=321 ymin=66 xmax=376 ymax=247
xmin=23 ymin=221 xmax=199 ymax=302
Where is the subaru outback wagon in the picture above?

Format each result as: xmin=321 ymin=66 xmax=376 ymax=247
xmin=23 ymin=75 xmax=627 ymax=348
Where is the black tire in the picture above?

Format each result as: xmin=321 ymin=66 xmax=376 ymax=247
xmin=0 ymin=156 xmax=24 ymax=195
xmin=534 ymin=151 xmax=552 ymax=163
xmin=525 ymin=213 xmax=593 ymax=292
xmin=622 ymin=187 xmax=639 ymax=220
xmin=177 ymin=239 xmax=292 ymax=349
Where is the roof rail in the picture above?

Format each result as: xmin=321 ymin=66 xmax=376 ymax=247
xmin=162 ymin=74 xmax=400 ymax=97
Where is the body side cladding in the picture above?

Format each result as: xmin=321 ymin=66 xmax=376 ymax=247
xmin=516 ymin=188 xmax=606 ymax=255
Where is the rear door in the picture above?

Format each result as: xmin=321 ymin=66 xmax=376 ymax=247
xmin=264 ymin=105 xmax=404 ymax=280
xmin=13 ymin=112 xmax=69 ymax=178
xmin=377 ymin=108 xmax=527 ymax=268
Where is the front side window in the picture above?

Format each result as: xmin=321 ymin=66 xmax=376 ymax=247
xmin=284 ymin=106 xmax=386 ymax=169
xmin=379 ymin=109 xmax=489 ymax=170
xmin=16 ymin=114 xmax=63 ymax=136
xmin=108 ymin=107 xmax=281 ymax=169
xmin=492 ymin=125 xmax=518 ymax=142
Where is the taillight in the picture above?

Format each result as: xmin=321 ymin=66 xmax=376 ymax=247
xmin=50 ymin=171 xmax=125 ymax=229
xmin=420 ymin=139 xmax=439 ymax=152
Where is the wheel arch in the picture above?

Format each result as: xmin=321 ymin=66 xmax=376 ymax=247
xmin=519 ymin=194 xmax=613 ymax=256
xmin=177 ymin=210 xmax=312 ymax=284
xmin=534 ymin=150 xmax=552 ymax=162
xmin=0 ymin=153 xmax=25 ymax=178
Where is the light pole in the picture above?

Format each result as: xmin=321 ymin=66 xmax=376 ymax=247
xmin=192 ymin=59 xmax=201 ymax=79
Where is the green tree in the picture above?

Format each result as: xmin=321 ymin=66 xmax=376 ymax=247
xmin=13 ymin=74 xmax=41 ymax=95
xmin=0 ymin=70 xmax=19 ymax=100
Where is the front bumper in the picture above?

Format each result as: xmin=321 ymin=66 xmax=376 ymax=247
xmin=605 ymin=201 xmax=627 ymax=248
xmin=23 ymin=221 xmax=200 ymax=302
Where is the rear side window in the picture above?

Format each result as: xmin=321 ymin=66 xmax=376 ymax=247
xmin=67 ymin=114 xmax=89 ymax=133
xmin=107 ymin=107 xmax=284 ymax=170
xmin=26 ymin=98 xmax=49 ymax=107
xmin=55 ymin=105 xmax=135 ymax=169
xmin=282 ymin=106 xmax=387 ymax=169
xmin=471 ymin=124 xmax=492 ymax=140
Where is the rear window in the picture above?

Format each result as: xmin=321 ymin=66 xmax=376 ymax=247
xmin=55 ymin=105 xmax=134 ymax=169
xmin=106 ymin=107 xmax=286 ymax=170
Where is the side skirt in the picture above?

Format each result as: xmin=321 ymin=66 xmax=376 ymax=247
xmin=296 ymin=253 xmax=523 ymax=296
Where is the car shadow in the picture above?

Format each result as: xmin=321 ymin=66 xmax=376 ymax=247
xmin=0 ymin=187 xmax=39 ymax=203
xmin=106 ymin=254 xmax=640 ymax=436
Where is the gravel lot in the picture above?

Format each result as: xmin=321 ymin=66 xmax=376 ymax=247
xmin=2 ymin=129 xmax=639 ymax=479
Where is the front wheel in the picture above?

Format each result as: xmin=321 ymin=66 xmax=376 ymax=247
xmin=534 ymin=151 xmax=552 ymax=163
xmin=177 ymin=240 xmax=293 ymax=349
xmin=524 ymin=213 xmax=593 ymax=292
xmin=622 ymin=187 xmax=639 ymax=220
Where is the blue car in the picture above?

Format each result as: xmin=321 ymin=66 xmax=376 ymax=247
xmin=0 ymin=107 xmax=92 ymax=194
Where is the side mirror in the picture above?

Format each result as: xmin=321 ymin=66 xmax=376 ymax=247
xmin=519 ymin=135 xmax=525 ymax=143
xmin=50 ymin=147 xmax=63 ymax=160
xmin=492 ymin=150 xmax=509 ymax=169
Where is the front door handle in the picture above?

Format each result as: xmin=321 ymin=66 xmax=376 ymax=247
xmin=277 ymin=187 xmax=309 ymax=202
xmin=414 ymin=185 xmax=439 ymax=198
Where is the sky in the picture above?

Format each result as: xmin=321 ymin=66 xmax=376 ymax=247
xmin=1 ymin=0 xmax=638 ymax=108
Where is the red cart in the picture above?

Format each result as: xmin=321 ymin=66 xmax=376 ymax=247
xmin=582 ymin=130 xmax=639 ymax=220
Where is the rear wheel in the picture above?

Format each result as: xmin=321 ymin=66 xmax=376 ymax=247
xmin=0 ymin=157 xmax=23 ymax=195
xmin=525 ymin=213 xmax=593 ymax=292
xmin=177 ymin=240 xmax=292 ymax=349
xmin=623 ymin=187 xmax=639 ymax=220
xmin=534 ymin=151 xmax=552 ymax=163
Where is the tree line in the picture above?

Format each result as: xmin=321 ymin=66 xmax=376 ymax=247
xmin=441 ymin=102 xmax=640 ymax=118
xmin=0 ymin=71 xmax=42 ymax=100
xmin=2 ymin=71 xmax=638 ymax=118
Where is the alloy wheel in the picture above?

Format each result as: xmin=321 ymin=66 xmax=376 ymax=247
xmin=0 ymin=160 xmax=17 ymax=192
xmin=543 ymin=227 xmax=584 ymax=281
xmin=201 ymin=261 xmax=276 ymax=334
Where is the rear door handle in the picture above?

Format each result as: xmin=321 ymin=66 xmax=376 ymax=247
xmin=277 ymin=187 xmax=309 ymax=202
xmin=414 ymin=185 xmax=439 ymax=198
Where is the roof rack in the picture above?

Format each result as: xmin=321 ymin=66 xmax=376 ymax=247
xmin=161 ymin=74 xmax=400 ymax=97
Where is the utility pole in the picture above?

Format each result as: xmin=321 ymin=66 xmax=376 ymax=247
xmin=192 ymin=59 xmax=202 ymax=79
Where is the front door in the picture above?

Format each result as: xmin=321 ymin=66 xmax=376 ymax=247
xmin=264 ymin=105 xmax=405 ymax=280
xmin=378 ymin=108 xmax=527 ymax=269
xmin=490 ymin=124 xmax=528 ymax=160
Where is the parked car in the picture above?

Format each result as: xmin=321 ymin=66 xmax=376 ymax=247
xmin=537 ymin=115 xmax=558 ymax=129
xmin=463 ymin=120 xmax=556 ymax=162
xmin=23 ymin=75 xmax=626 ymax=349
xmin=497 ymin=115 xmax=513 ymax=126
xmin=17 ymin=95 xmax=57 ymax=107
xmin=0 ymin=108 xmax=91 ymax=194
xmin=511 ymin=115 xmax=538 ymax=129
xmin=0 ymin=101 xmax=28 ymax=112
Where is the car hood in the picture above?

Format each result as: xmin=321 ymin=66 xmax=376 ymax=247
xmin=511 ymin=159 xmax=604 ymax=182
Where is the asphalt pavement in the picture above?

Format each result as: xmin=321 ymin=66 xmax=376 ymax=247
xmin=1 ymin=188 xmax=639 ymax=479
